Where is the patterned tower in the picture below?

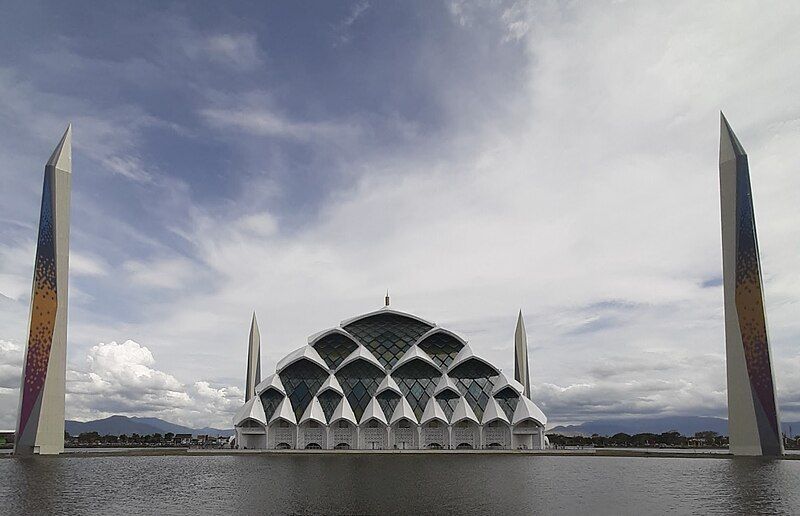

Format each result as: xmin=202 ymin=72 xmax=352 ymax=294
xmin=514 ymin=310 xmax=531 ymax=398
xmin=719 ymin=113 xmax=783 ymax=456
xmin=15 ymin=125 xmax=72 ymax=455
xmin=245 ymin=312 xmax=261 ymax=401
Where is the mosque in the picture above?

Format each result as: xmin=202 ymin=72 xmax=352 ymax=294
xmin=233 ymin=297 xmax=548 ymax=450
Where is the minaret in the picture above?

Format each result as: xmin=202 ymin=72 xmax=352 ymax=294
xmin=245 ymin=312 xmax=261 ymax=402
xmin=15 ymin=125 xmax=72 ymax=455
xmin=514 ymin=310 xmax=531 ymax=398
xmin=719 ymin=113 xmax=783 ymax=456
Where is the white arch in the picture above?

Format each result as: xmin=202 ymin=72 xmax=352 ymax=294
xmin=448 ymin=344 xmax=500 ymax=376
xmin=337 ymin=345 xmax=385 ymax=372
xmin=233 ymin=396 xmax=267 ymax=427
xmin=340 ymin=306 xmax=436 ymax=328
xmin=393 ymin=345 xmax=440 ymax=372
xmin=433 ymin=374 xmax=460 ymax=397
xmin=491 ymin=372 xmax=525 ymax=396
xmin=318 ymin=373 xmax=344 ymax=397
xmin=307 ymin=327 xmax=362 ymax=347
xmin=414 ymin=327 xmax=468 ymax=347
xmin=275 ymin=345 xmax=329 ymax=374
xmin=482 ymin=397 xmax=510 ymax=425
xmin=375 ymin=374 xmax=403 ymax=396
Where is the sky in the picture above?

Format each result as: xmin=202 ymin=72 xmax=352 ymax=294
xmin=1 ymin=1 xmax=799 ymax=430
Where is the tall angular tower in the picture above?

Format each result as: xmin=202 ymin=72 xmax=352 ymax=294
xmin=15 ymin=125 xmax=72 ymax=455
xmin=719 ymin=114 xmax=783 ymax=456
xmin=514 ymin=310 xmax=531 ymax=398
xmin=245 ymin=312 xmax=261 ymax=401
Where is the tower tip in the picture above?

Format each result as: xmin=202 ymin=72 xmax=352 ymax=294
xmin=719 ymin=113 xmax=746 ymax=162
xmin=46 ymin=124 xmax=72 ymax=172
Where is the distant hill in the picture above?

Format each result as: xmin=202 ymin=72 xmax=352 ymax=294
xmin=549 ymin=416 xmax=800 ymax=437
xmin=65 ymin=415 xmax=234 ymax=437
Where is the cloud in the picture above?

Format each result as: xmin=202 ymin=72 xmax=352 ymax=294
xmin=64 ymin=340 xmax=242 ymax=428
xmin=500 ymin=2 xmax=530 ymax=42
xmin=334 ymin=1 xmax=370 ymax=44
xmin=200 ymin=106 xmax=363 ymax=143
xmin=70 ymin=252 xmax=110 ymax=277
xmin=183 ymin=33 xmax=264 ymax=71
xmin=0 ymin=340 xmax=23 ymax=389
xmin=123 ymin=257 xmax=202 ymax=290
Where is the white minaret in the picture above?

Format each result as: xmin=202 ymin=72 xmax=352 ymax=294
xmin=719 ymin=113 xmax=783 ymax=456
xmin=514 ymin=310 xmax=531 ymax=398
xmin=15 ymin=125 xmax=72 ymax=455
xmin=245 ymin=312 xmax=261 ymax=402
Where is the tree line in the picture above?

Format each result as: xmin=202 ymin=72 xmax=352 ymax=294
xmin=67 ymin=432 xmax=185 ymax=446
xmin=546 ymin=430 xmax=728 ymax=448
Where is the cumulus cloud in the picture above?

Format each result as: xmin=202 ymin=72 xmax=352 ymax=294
xmin=0 ymin=339 xmax=242 ymax=429
xmin=65 ymin=340 xmax=241 ymax=428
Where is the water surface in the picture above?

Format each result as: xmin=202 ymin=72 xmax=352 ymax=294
xmin=2 ymin=454 xmax=799 ymax=515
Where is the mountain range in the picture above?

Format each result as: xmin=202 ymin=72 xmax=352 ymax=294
xmin=65 ymin=415 xmax=234 ymax=437
xmin=549 ymin=416 xmax=800 ymax=437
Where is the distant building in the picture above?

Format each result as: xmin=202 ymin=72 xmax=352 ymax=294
xmin=233 ymin=305 xmax=547 ymax=450
xmin=173 ymin=433 xmax=192 ymax=445
xmin=0 ymin=431 xmax=15 ymax=446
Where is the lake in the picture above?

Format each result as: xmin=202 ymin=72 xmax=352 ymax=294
xmin=2 ymin=454 xmax=799 ymax=514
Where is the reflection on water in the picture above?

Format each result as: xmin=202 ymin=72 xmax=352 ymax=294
xmin=1 ymin=455 xmax=799 ymax=515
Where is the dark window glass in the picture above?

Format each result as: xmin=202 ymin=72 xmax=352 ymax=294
xmin=313 ymin=333 xmax=358 ymax=369
xmin=318 ymin=390 xmax=343 ymax=423
xmin=449 ymin=358 xmax=499 ymax=420
xmin=392 ymin=359 xmax=440 ymax=420
xmin=417 ymin=332 xmax=464 ymax=368
xmin=494 ymin=386 xmax=520 ymax=421
xmin=376 ymin=390 xmax=401 ymax=420
xmin=343 ymin=313 xmax=433 ymax=368
xmin=279 ymin=358 xmax=328 ymax=420
xmin=435 ymin=390 xmax=459 ymax=420
xmin=335 ymin=359 xmax=384 ymax=422
xmin=259 ymin=388 xmax=284 ymax=422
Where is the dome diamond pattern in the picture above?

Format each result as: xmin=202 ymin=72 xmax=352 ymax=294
xmin=260 ymin=389 xmax=284 ymax=422
xmin=335 ymin=360 xmax=384 ymax=422
xmin=343 ymin=313 xmax=433 ymax=368
xmin=435 ymin=390 xmax=459 ymax=420
xmin=279 ymin=359 xmax=328 ymax=420
xmin=494 ymin=386 xmax=520 ymax=421
xmin=392 ymin=360 xmax=440 ymax=420
xmin=317 ymin=390 xmax=343 ymax=422
xmin=418 ymin=332 xmax=464 ymax=368
xmin=314 ymin=333 xmax=358 ymax=369
xmin=377 ymin=390 xmax=401 ymax=420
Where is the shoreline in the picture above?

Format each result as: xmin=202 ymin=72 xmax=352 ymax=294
xmin=4 ymin=448 xmax=799 ymax=459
